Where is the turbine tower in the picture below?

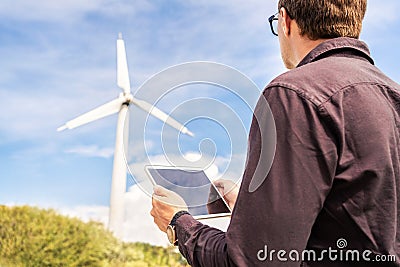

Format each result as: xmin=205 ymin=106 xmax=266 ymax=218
xmin=57 ymin=33 xmax=193 ymax=238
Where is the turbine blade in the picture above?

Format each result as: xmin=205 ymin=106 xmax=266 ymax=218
xmin=131 ymin=98 xmax=194 ymax=137
xmin=117 ymin=33 xmax=131 ymax=94
xmin=57 ymin=97 xmax=125 ymax=131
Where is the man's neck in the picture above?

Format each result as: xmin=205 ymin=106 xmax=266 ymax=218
xmin=291 ymin=36 xmax=328 ymax=67
xmin=288 ymin=23 xmax=330 ymax=67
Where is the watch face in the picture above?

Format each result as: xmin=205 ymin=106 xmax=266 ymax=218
xmin=166 ymin=225 xmax=176 ymax=244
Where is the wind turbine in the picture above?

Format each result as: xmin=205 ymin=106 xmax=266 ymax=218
xmin=57 ymin=33 xmax=193 ymax=238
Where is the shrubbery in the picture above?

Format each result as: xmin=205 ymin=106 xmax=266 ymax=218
xmin=0 ymin=205 xmax=188 ymax=267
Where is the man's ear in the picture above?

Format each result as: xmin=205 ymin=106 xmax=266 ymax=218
xmin=279 ymin=7 xmax=291 ymax=37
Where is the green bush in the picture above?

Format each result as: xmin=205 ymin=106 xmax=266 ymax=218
xmin=0 ymin=205 xmax=188 ymax=267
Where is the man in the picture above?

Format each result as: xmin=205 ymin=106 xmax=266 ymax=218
xmin=151 ymin=0 xmax=400 ymax=266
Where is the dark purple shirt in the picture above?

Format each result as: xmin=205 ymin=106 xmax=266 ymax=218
xmin=175 ymin=37 xmax=400 ymax=267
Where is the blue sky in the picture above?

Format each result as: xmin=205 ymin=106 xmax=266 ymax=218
xmin=1 ymin=0 xmax=399 ymax=244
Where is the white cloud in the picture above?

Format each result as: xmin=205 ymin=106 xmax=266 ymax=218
xmin=65 ymin=145 xmax=114 ymax=158
xmin=123 ymin=186 xmax=168 ymax=245
xmin=9 ymin=143 xmax=58 ymax=161
xmin=0 ymin=0 xmax=100 ymax=22
xmin=0 ymin=87 xmax=117 ymax=143
xmin=58 ymin=205 xmax=109 ymax=225
xmin=54 ymin=190 xmax=168 ymax=246
xmin=0 ymin=0 xmax=154 ymax=23
xmin=56 ymin=187 xmax=169 ymax=246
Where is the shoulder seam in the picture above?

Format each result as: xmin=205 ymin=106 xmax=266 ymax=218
xmin=318 ymin=81 xmax=397 ymax=107
xmin=266 ymin=81 xmax=397 ymax=111
xmin=265 ymin=83 xmax=320 ymax=108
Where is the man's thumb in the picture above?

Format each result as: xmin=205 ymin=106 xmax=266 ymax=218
xmin=153 ymin=185 xmax=170 ymax=197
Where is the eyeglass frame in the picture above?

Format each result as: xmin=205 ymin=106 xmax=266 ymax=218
xmin=268 ymin=12 xmax=279 ymax=36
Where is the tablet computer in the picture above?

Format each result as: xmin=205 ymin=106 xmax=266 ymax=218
xmin=145 ymin=165 xmax=231 ymax=220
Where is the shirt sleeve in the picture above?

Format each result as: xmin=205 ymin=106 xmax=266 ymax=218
xmin=175 ymin=214 xmax=235 ymax=267
xmin=174 ymin=86 xmax=338 ymax=266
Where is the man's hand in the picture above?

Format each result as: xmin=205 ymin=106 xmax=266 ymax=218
xmin=213 ymin=179 xmax=240 ymax=210
xmin=150 ymin=185 xmax=188 ymax=233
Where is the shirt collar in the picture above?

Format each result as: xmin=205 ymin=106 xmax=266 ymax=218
xmin=297 ymin=37 xmax=374 ymax=68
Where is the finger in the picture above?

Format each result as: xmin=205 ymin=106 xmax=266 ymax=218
xmin=153 ymin=185 xmax=170 ymax=197
xmin=152 ymin=194 xmax=164 ymax=206
xmin=213 ymin=179 xmax=224 ymax=187
xmin=213 ymin=179 xmax=229 ymax=189
xmin=155 ymin=219 xmax=167 ymax=232
xmin=153 ymin=193 xmax=174 ymax=209
xmin=217 ymin=187 xmax=225 ymax=197
xmin=212 ymin=181 xmax=225 ymax=194
xmin=150 ymin=208 xmax=156 ymax=218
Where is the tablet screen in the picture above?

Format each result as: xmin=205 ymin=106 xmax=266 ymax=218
xmin=146 ymin=166 xmax=231 ymax=218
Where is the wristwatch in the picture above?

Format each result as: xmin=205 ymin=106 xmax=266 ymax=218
xmin=166 ymin=210 xmax=190 ymax=246
xmin=166 ymin=224 xmax=177 ymax=245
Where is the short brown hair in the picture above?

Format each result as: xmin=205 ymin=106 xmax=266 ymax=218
xmin=278 ymin=0 xmax=367 ymax=40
